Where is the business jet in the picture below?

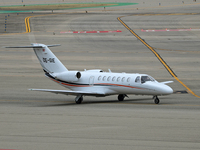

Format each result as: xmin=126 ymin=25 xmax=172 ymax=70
xmin=5 ymin=43 xmax=173 ymax=104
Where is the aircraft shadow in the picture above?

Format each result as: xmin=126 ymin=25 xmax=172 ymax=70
xmin=33 ymin=97 xmax=163 ymax=107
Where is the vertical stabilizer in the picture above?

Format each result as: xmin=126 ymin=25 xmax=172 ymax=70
xmin=32 ymin=43 xmax=68 ymax=73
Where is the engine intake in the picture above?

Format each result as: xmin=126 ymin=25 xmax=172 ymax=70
xmin=76 ymin=72 xmax=81 ymax=79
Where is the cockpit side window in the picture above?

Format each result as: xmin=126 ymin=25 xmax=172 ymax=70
xmin=135 ymin=76 xmax=140 ymax=83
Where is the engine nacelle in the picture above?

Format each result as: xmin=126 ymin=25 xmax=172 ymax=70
xmin=55 ymin=71 xmax=81 ymax=82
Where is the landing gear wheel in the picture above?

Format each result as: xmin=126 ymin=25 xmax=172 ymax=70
xmin=75 ymin=97 xmax=83 ymax=104
xmin=154 ymin=96 xmax=160 ymax=104
xmin=118 ymin=94 xmax=125 ymax=101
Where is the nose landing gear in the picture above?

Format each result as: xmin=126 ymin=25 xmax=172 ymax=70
xmin=153 ymin=96 xmax=160 ymax=104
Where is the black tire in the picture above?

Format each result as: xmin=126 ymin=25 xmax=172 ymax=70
xmin=118 ymin=94 xmax=125 ymax=101
xmin=154 ymin=97 xmax=160 ymax=104
xmin=75 ymin=97 xmax=83 ymax=104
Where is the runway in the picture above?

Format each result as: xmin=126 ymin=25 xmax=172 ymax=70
xmin=0 ymin=0 xmax=200 ymax=149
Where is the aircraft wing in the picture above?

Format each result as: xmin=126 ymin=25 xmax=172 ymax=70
xmin=29 ymin=89 xmax=105 ymax=96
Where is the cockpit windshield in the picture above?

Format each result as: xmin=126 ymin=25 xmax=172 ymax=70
xmin=141 ymin=76 xmax=155 ymax=83
xmin=135 ymin=76 xmax=155 ymax=84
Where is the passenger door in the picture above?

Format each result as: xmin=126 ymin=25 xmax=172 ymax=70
xmin=89 ymin=76 xmax=95 ymax=86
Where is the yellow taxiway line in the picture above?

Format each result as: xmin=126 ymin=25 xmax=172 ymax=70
xmin=25 ymin=16 xmax=31 ymax=33
xmin=118 ymin=16 xmax=200 ymax=98
xmin=25 ymin=13 xmax=59 ymax=33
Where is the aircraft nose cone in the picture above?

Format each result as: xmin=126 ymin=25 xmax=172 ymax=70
xmin=162 ymin=85 xmax=173 ymax=95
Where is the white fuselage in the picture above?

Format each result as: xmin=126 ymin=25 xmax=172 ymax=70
xmin=46 ymin=70 xmax=173 ymax=96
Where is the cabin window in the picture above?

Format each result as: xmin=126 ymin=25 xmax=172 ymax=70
xmin=127 ymin=77 xmax=131 ymax=82
xmin=135 ymin=76 xmax=140 ymax=83
xmin=112 ymin=77 xmax=116 ymax=81
xmin=103 ymin=76 xmax=106 ymax=81
xmin=122 ymin=77 xmax=125 ymax=82
xmin=117 ymin=77 xmax=121 ymax=82
xmin=98 ymin=76 xmax=102 ymax=81
xmin=107 ymin=76 xmax=111 ymax=81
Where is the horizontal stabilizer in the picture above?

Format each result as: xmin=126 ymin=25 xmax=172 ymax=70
xmin=46 ymin=44 xmax=61 ymax=47
xmin=29 ymin=89 xmax=105 ymax=96
xmin=5 ymin=46 xmax=43 ymax=48
xmin=4 ymin=44 xmax=60 ymax=48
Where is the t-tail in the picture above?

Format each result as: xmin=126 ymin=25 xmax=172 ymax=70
xmin=5 ymin=43 xmax=68 ymax=74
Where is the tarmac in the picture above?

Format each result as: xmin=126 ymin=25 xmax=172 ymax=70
xmin=0 ymin=0 xmax=200 ymax=150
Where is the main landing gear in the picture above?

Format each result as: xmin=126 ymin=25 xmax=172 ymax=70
xmin=75 ymin=95 xmax=83 ymax=104
xmin=118 ymin=94 xmax=128 ymax=101
xmin=153 ymin=96 xmax=160 ymax=104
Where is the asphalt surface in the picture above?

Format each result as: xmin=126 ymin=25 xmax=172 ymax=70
xmin=0 ymin=0 xmax=200 ymax=150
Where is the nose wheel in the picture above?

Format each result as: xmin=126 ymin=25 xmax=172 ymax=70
xmin=153 ymin=96 xmax=160 ymax=104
